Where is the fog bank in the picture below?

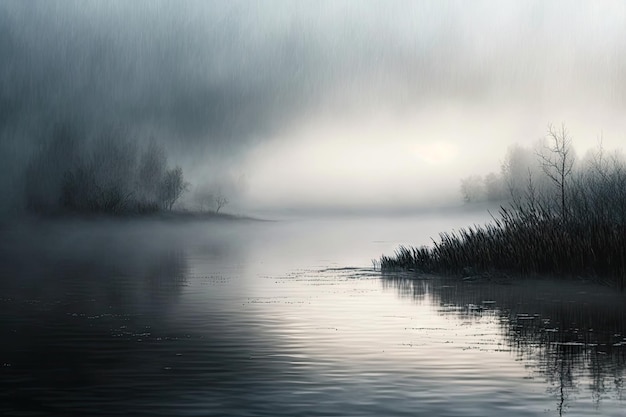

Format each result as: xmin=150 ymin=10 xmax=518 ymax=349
xmin=2 ymin=1 xmax=626 ymax=214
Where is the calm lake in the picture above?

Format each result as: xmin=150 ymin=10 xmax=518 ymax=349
xmin=1 ymin=211 xmax=625 ymax=416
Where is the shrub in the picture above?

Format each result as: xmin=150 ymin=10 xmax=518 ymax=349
xmin=24 ymin=126 xmax=189 ymax=215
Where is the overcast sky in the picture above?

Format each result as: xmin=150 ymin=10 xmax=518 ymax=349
xmin=2 ymin=1 xmax=626 ymax=212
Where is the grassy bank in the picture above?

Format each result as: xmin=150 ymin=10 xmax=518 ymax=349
xmin=380 ymin=206 xmax=626 ymax=288
xmin=381 ymin=126 xmax=626 ymax=289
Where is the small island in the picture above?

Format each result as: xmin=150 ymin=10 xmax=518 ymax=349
xmin=21 ymin=124 xmax=240 ymax=221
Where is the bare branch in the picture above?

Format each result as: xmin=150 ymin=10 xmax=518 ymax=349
xmin=535 ymin=123 xmax=576 ymax=220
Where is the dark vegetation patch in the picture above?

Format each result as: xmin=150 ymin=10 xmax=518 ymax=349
xmin=381 ymin=125 xmax=626 ymax=288
xmin=24 ymin=125 xmax=188 ymax=216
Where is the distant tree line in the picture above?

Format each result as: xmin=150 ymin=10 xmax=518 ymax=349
xmin=24 ymin=125 xmax=189 ymax=215
xmin=460 ymin=124 xmax=626 ymax=225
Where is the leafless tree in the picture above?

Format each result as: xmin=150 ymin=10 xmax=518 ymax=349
xmin=159 ymin=166 xmax=189 ymax=211
xmin=536 ymin=124 xmax=575 ymax=220
xmin=214 ymin=191 xmax=229 ymax=214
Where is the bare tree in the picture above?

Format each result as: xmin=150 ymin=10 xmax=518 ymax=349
xmin=214 ymin=190 xmax=229 ymax=214
xmin=159 ymin=166 xmax=189 ymax=211
xmin=536 ymin=124 xmax=575 ymax=220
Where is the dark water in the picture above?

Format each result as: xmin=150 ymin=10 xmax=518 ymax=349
xmin=1 ymin=214 xmax=625 ymax=416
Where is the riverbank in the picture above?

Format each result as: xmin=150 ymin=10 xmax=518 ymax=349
xmin=5 ymin=209 xmax=268 ymax=225
xmin=380 ymin=205 xmax=626 ymax=289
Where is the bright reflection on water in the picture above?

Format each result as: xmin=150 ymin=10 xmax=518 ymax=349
xmin=1 ymin=212 xmax=624 ymax=416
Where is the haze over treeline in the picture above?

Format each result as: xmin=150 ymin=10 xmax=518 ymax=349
xmin=1 ymin=1 xmax=626 ymax=216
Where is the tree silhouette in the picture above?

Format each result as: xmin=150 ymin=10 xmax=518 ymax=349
xmin=214 ymin=191 xmax=229 ymax=214
xmin=159 ymin=166 xmax=189 ymax=211
xmin=537 ymin=124 xmax=575 ymax=220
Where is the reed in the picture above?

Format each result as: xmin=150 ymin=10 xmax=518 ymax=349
xmin=381 ymin=154 xmax=626 ymax=288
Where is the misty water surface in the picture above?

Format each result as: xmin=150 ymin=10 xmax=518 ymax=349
xmin=1 ymin=212 xmax=625 ymax=416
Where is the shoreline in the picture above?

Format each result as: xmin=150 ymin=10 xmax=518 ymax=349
xmin=0 ymin=210 xmax=272 ymax=227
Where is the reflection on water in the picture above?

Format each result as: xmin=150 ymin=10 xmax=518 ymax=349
xmin=382 ymin=273 xmax=626 ymax=415
xmin=1 ymin=215 xmax=624 ymax=416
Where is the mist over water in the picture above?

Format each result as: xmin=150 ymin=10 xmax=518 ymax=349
xmin=1 ymin=214 xmax=625 ymax=416
xmin=2 ymin=1 xmax=626 ymax=213
xmin=3 ymin=2 xmax=626 ymax=416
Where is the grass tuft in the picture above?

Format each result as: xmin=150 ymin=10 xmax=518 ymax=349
xmin=381 ymin=205 xmax=626 ymax=288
